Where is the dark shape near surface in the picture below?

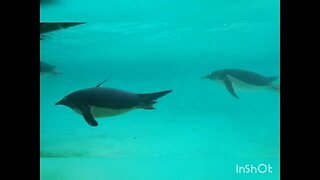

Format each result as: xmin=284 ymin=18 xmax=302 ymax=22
xmin=40 ymin=0 xmax=57 ymax=5
xmin=40 ymin=23 xmax=85 ymax=34
xmin=202 ymin=69 xmax=280 ymax=99
xmin=55 ymin=81 xmax=172 ymax=127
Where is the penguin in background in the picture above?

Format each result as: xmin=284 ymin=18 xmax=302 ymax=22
xmin=202 ymin=69 xmax=280 ymax=99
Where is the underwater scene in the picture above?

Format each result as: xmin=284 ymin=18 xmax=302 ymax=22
xmin=40 ymin=1 xmax=280 ymax=180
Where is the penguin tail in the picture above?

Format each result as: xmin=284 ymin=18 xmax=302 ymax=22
xmin=268 ymin=76 xmax=278 ymax=82
xmin=137 ymin=90 xmax=172 ymax=109
xmin=267 ymin=84 xmax=280 ymax=93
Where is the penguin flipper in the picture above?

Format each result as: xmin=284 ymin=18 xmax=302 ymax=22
xmin=80 ymin=105 xmax=98 ymax=126
xmin=223 ymin=78 xmax=239 ymax=99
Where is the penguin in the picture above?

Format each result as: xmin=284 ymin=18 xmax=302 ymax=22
xmin=40 ymin=61 xmax=61 ymax=75
xmin=202 ymin=69 xmax=280 ymax=99
xmin=55 ymin=80 xmax=172 ymax=127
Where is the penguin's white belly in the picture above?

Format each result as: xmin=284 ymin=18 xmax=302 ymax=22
xmin=72 ymin=106 xmax=135 ymax=118
xmin=91 ymin=106 xmax=135 ymax=117
xmin=223 ymin=76 xmax=267 ymax=91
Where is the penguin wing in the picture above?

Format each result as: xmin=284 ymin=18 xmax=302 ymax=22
xmin=80 ymin=105 xmax=98 ymax=127
xmin=223 ymin=78 xmax=239 ymax=99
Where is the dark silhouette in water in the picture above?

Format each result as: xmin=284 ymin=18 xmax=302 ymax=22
xmin=55 ymin=80 xmax=172 ymax=127
xmin=40 ymin=0 xmax=57 ymax=5
xmin=202 ymin=69 xmax=280 ymax=99
xmin=40 ymin=61 xmax=61 ymax=75
xmin=40 ymin=23 xmax=85 ymax=34
xmin=40 ymin=23 xmax=85 ymax=40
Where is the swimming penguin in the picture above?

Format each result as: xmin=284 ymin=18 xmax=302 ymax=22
xmin=40 ymin=61 xmax=61 ymax=75
xmin=202 ymin=69 xmax=280 ymax=99
xmin=55 ymin=80 xmax=172 ymax=127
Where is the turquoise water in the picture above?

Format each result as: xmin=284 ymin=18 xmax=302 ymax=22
xmin=40 ymin=1 xmax=280 ymax=180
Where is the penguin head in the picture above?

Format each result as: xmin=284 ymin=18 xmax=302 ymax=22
xmin=202 ymin=71 xmax=221 ymax=80
xmin=55 ymin=92 xmax=84 ymax=109
xmin=55 ymin=96 xmax=73 ymax=107
xmin=55 ymin=96 xmax=67 ymax=105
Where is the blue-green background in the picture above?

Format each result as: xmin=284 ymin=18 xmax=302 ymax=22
xmin=40 ymin=0 xmax=280 ymax=179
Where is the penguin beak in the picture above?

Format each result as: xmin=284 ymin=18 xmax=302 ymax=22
xmin=55 ymin=99 xmax=63 ymax=105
